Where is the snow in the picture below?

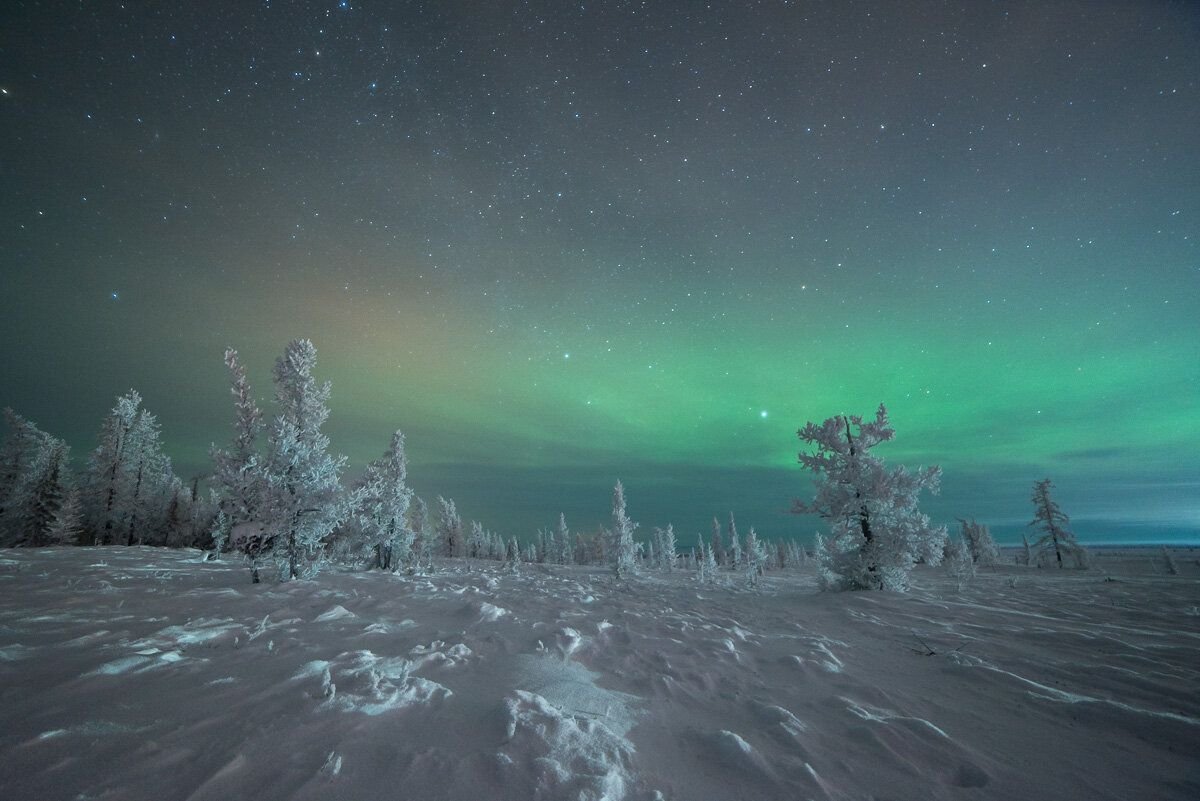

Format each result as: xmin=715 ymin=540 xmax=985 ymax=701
xmin=0 ymin=545 xmax=1198 ymax=800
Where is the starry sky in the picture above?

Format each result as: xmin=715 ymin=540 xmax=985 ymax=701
xmin=2 ymin=1 xmax=1197 ymax=545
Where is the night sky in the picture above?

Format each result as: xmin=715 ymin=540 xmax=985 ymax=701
xmin=2 ymin=2 xmax=1197 ymax=545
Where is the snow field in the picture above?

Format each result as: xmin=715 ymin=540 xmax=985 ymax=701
xmin=0 ymin=546 xmax=1197 ymax=800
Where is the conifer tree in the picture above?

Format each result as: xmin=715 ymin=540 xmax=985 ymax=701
xmin=654 ymin=523 xmax=677 ymax=572
xmin=958 ymin=518 xmax=999 ymax=566
xmin=119 ymin=407 xmax=175 ymax=546
xmin=744 ymin=526 xmax=767 ymax=587
xmin=555 ymin=513 xmax=572 ymax=565
xmin=610 ymin=480 xmax=638 ymax=579
xmin=210 ymin=348 xmax=266 ymax=554
xmin=728 ymin=512 xmax=742 ymax=570
xmin=408 ymin=495 xmax=434 ymax=570
xmin=8 ymin=438 xmax=72 ymax=547
xmin=261 ymin=339 xmax=348 ymax=580
xmin=0 ymin=409 xmax=49 ymax=535
xmin=1029 ymin=478 xmax=1088 ymax=569
xmin=710 ymin=517 xmax=724 ymax=567
xmin=84 ymin=390 xmax=143 ymax=545
xmin=1020 ymin=532 xmax=1032 ymax=566
xmin=436 ymin=495 xmax=463 ymax=558
xmin=352 ymin=431 xmax=412 ymax=571
xmin=794 ymin=405 xmax=946 ymax=591
xmin=46 ymin=486 xmax=84 ymax=545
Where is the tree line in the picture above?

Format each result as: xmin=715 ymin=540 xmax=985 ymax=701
xmin=0 ymin=340 xmax=1089 ymax=589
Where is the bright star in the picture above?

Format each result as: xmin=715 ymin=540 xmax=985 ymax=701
xmin=760 ymin=410 xmax=768 ymax=418
xmin=111 ymin=291 xmax=120 ymax=300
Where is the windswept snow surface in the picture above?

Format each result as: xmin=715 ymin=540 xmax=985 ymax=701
xmin=0 ymin=547 xmax=1198 ymax=800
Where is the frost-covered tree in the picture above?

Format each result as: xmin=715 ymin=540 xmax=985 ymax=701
xmin=1029 ymin=478 xmax=1088 ymax=569
xmin=467 ymin=520 xmax=487 ymax=559
xmin=46 ymin=486 xmax=83 ymax=545
xmin=609 ymin=480 xmax=638 ymax=579
xmin=555 ymin=513 xmax=573 ymax=565
xmin=743 ymin=526 xmax=767 ymax=588
xmin=710 ymin=517 xmax=725 ymax=567
xmin=1020 ymin=532 xmax=1032 ymax=566
xmin=260 ymin=339 xmax=348 ymax=580
xmin=695 ymin=535 xmax=709 ymax=583
xmin=119 ymin=407 xmax=175 ymax=546
xmin=83 ymin=390 xmax=143 ymax=545
xmin=793 ymin=405 xmax=946 ymax=592
xmin=351 ymin=431 xmax=412 ymax=571
xmin=654 ymin=523 xmax=677 ymax=572
xmin=727 ymin=512 xmax=742 ymax=570
xmin=958 ymin=518 xmax=999 ymax=566
xmin=436 ymin=495 xmax=463 ymax=558
xmin=409 ymin=495 xmax=435 ymax=570
xmin=944 ymin=534 xmax=976 ymax=586
xmin=210 ymin=348 xmax=266 ymax=553
xmin=5 ymin=438 xmax=72 ymax=547
xmin=0 ymin=409 xmax=49 ymax=534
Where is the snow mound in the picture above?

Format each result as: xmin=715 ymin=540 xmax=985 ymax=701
xmin=314 ymin=605 xmax=356 ymax=622
xmin=296 ymin=650 xmax=452 ymax=716
xmin=502 ymin=689 xmax=636 ymax=801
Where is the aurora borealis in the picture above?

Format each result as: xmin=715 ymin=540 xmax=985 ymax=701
xmin=2 ymin=2 xmax=1197 ymax=544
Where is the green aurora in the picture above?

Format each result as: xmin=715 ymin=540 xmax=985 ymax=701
xmin=1 ymin=1 xmax=1196 ymax=544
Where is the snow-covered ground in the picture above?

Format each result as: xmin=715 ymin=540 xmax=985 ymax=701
xmin=1 ymin=547 xmax=1198 ymax=801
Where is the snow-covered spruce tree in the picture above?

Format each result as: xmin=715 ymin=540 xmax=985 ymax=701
xmin=118 ymin=406 xmax=176 ymax=546
xmin=260 ymin=339 xmax=348 ymax=581
xmin=710 ymin=517 xmax=724 ymax=567
xmin=744 ymin=526 xmax=767 ymax=588
xmin=408 ymin=495 xmax=435 ymax=570
xmin=6 ymin=437 xmax=72 ymax=547
xmin=0 ymin=408 xmax=52 ymax=539
xmin=1029 ymin=478 xmax=1088 ymax=569
xmin=654 ymin=523 xmax=677 ymax=572
xmin=728 ymin=512 xmax=742 ymax=570
xmin=944 ymin=534 xmax=976 ymax=586
xmin=958 ymin=518 xmax=999 ymax=566
xmin=46 ymin=486 xmax=84 ymax=545
xmin=210 ymin=348 xmax=266 ymax=558
xmin=555 ymin=513 xmax=573 ymax=565
xmin=609 ymin=480 xmax=638 ymax=579
xmin=695 ymin=535 xmax=708 ymax=583
xmin=350 ymin=431 xmax=412 ymax=571
xmin=793 ymin=405 xmax=946 ymax=592
xmin=467 ymin=520 xmax=487 ymax=559
xmin=1020 ymin=532 xmax=1032 ymax=566
xmin=436 ymin=495 xmax=463 ymax=558
xmin=83 ymin=390 xmax=143 ymax=545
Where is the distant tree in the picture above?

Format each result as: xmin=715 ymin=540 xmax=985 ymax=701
xmin=609 ymin=480 xmax=638 ymax=579
xmin=467 ymin=520 xmax=487 ymax=559
xmin=793 ymin=405 xmax=946 ymax=592
xmin=710 ymin=517 xmax=725 ymax=567
xmin=654 ymin=523 xmax=677 ymax=572
xmin=436 ymin=495 xmax=463 ymax=558
xmin=695 ymin=535 xmax=709 ymax=583
xmin=958 ymin=518 xmax=999 ymax=566
xmin=351 ymin=431 xmax=412 ymax=571
xmin=260 ymin=339 xmax=348 ymax=580
xmin=1161 ymin=546 xmax=1179 ymax=576
xmin=1029 ymin=479 xmax=1088 ymax=569
xmin=555 ymin=513 xmax=573 ymax=565
xmin=944 ymin=534 xmax=976 ymax=586
xmin=727 ymin=512 xmax=742 ymax=570
xmin=744 ymin=526 xmax=767 ymax=588
xmin=1020 ymin=532 xmax=1032 ymax=566
xmin=409 ymin=495 xmax=435 ymax=571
